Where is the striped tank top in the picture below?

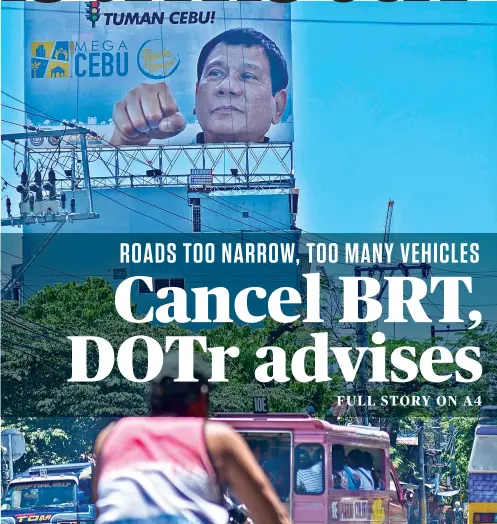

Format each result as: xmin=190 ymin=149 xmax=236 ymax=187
xmin=96 ymin=417 xmax=229 ymax=524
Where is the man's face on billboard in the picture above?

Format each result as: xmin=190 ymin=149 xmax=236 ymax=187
xmin=195 ymin=43 xmax=287 ymax=143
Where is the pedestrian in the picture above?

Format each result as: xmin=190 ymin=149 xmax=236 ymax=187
xmin=454 ymin=502 xmax=463 ymax=524
xmin=445 ymin=506 xmax=454 ymax=524
xmin=93 ymin=350 xmax=290 ymax=524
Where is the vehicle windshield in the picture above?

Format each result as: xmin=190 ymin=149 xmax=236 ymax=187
xmin=470 ymin=435 xmax=497 ymax=471
xmin=239 ymin=432 xmax=291 ymax=503
xmin=1 ymin=480 xmax=76 ymax=510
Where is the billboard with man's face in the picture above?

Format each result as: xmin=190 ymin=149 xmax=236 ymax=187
xmin=24 ymin=2 xmax=293 ymax=148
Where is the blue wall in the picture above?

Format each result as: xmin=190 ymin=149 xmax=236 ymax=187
xmin=21 ymin=231 xmax=302 ymax=330
xmin=24 ymin=188 xmax=294 ymax=234
xmin=20 ymin=187 xmax=299 ymax=329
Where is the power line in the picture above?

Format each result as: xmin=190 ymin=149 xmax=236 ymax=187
xmin=2 ymin=313 xmax=68 ymax=346
xmin=3 ymin=5 xmax=497 ymax=27
xmin=2 ymin=112 xmax=332 ymax=258
xmin=4 ymin=97 xmax=496 ymax=282
xmin=2 ymin=307 xmax=68 ymax=338
xmin=1 ymin=250 xmax=86 ymax=282
xmin=2 ymin=94 xmax=326 ymax=236
xmin=1 ymin=338 xmax=70 ymax=379
xmin=2 ymin=103 xmax=309 ymax=240
xmin=1 ymin=141 xmax=305 ymax=284
xmin=3 ymin=96 xmax=497 ymax=315
xmin=6 ymin=94 xmax=495 ymax=281
xmin=1 ymin=129 xmax=315 ymax=290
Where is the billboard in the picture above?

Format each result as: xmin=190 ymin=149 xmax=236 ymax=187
xmin=24 ymin=2 xmax=293 ymax=148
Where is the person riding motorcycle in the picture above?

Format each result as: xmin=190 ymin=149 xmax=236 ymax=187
xmin=92 ymin=350 xmax=290 ymax=524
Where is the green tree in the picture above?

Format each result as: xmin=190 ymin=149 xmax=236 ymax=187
xmin=1 ymin=278 xmax=342 ymax=469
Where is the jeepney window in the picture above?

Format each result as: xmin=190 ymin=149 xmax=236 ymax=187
xmin=331 ymin=445 xmax=386 ymax=491
xmin=239 ymin=432 xmax=291 ymax=503
xmin=294 ymin=444 xmax=325 ymax=495
xmin=469 ymin=435 xmax=497 ymax=471
xmin=1 ymin=481 xmax=76 ymax=510
xmin=390 ymin=472 xmax=401 ymax=502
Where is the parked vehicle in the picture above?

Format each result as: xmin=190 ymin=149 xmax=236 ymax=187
xmin=0 ymin=462 xmax=95 ymax=523
xmin=468 ymin=409 xmax=497 ymax=524
xmin=212 ymin=411 xmax=413 ymax=523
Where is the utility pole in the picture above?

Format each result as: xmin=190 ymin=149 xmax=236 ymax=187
xmin=354 ymin=262 xmax=431 ymax=425
xmin=418 ymin=419 xmax=427 ymax=524
xmin=430 ymin=324 xmax=466 ymax=503
xmin=1 ymin=127 xmax=99 ymax=227
xmin=431 ymin=325 xmax=468 ymax=340
xmin=355 ymin=267 xmax=369 ymax=426
xmin=1 ymin=127 xmax=99 ymax=301
xmin=1 ymin=220 xmax=65 ymax=299
xmin=434 ymin=417 xmax=442 ymax=497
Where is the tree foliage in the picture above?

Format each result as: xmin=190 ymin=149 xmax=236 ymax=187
xmin=2 ymin=275 xmax=496 ymax=489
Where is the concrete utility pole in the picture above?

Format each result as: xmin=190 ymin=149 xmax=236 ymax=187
xmin=1 ymin=127 xmax=99 ymax=301
xmin=431 ymin=325 xmax=468 ymax=340
xmin=354 ymin=262 xmax=431 ymax=425
xmin=418 ymin=419 xmax=427 ymax=524
xmin=1 ymin=127 xmax=99 ymax=227
xmin=355 ymin=268 xmax=369 ymax=426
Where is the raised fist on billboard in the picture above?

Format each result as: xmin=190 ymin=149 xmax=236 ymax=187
xmin=110 ymin=28 xmax=288 ymax=146
xmin=110 ymin=82 xmax=186 ymax=146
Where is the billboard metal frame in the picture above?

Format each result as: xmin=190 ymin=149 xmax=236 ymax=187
xmin=22 ymin=142 xmax=294 ymax=192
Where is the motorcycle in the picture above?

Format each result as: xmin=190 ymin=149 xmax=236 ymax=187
xmin=224 ymin=494 xmax=250 ymax=523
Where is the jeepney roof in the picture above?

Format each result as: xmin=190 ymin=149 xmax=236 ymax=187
xmin=476 ymin=424 xmax=497 ymax=435
xmin=10 ymin=474 xmax=78 ymax=484
xmin=212 ymin=413 xmax=390 ymax=444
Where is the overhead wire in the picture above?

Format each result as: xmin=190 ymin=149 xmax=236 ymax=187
xmin=2 ymin=312 xmax=68 ymax=346
xmin=2 ymin=114 xmax=318 ymax=243
xmin=4 ymin=4 xmax=497 ymax=27
xmin=4 ymin=147 xmax=496 ymax=325
xmin=2 ymin=102 xmax=305 ymax=236
xmin=1 ymin=140 xmax=307 ymax=286
xmin=4 ymin=94 xmax=497 ymax=280
xmin=3 ymin=81 xmax=497 ymax=325
xmin=3 ymin=101 xmax=377 ymax=281
xmin=5 ymin=142 xmax=496 ymax=325
xmin=2 ymin=143 xmax=308 ymax=294
xmin=1 ymin=128 xmax=334 ymax=301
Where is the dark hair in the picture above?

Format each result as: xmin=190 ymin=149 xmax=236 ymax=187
xmin=332 ymin=445 xmax=346 ymax=471
xmin=348 ymin=449 xmax=366 ymax=469
xmin=150 ymin=375 xmax=209 ymax=416
xmin=196 ymin=28 xmax=289 ymax=95
xmin=312 ymin=448 xmax=323 ymax=465
xmin=364 ymin=452 xmax=374 ymax=469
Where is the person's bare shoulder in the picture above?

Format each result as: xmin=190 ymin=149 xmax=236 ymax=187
xmin=206 ymin=420 xmax=238 ymax=440
xmin=94 ymin=422 xmax=116 ymax=457
xmin=205 ymin=422 xmax=251 ymax=474
xmin=205 ymin=421 xmax=240 ymax=454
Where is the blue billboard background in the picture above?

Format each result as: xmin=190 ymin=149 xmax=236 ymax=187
xmin=24 ymin=2 xmax=293 ymax=147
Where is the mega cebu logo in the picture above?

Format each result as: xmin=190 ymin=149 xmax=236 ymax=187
xmin=29 ymin=38 xmax=180 ymax=81
xmin=138 ymin=39 xmax=180 ymax=80
xmin=74 ymin=40 xmax=128 ymax=78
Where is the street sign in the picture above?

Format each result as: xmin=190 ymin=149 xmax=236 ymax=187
xmin=1 ymin=429 xmax=25 ymax=461
xmin=190 ymin=169 xmax=213 ymax=185
xmin=253 ymin=397 xmax=268 ymax=414
xmin=2 ymin=428 xmax=25 ymax=481
xmin=190 ymin=169 xmax=212 ymax=176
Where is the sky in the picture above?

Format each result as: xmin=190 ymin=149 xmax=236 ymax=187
xmin=1 ymin=2 xmax=497 ymax=234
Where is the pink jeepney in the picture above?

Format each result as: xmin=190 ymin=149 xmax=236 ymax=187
xmin=212 ymin=413 xmax=410 ymax=524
